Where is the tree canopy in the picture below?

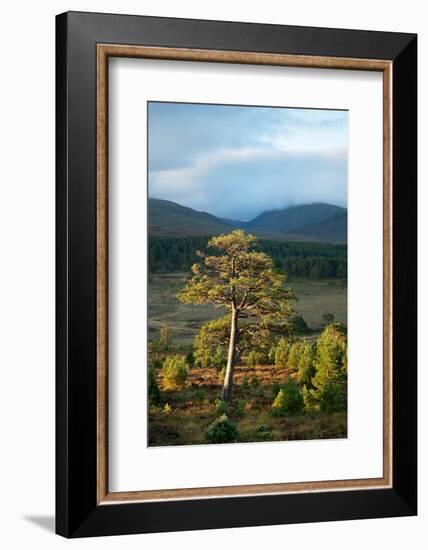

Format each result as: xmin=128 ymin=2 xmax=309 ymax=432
xmin=177 ymin=230 xmax=295 ymax=321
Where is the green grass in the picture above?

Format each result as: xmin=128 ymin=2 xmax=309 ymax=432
xmin=148 ymin=272 xmax=347 ymax=343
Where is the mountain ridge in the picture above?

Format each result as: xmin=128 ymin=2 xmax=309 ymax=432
xmin=149 ymin=198 xmax=347 ymax=243
xmin=245 ymin=203 xmax=346 ymax=233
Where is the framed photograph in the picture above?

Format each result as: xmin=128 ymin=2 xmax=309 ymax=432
xmin=56 ymin=11 xmax=417 ymax=537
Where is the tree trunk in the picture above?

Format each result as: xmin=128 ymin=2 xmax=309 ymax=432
xmin=222 ymin=308 xmax=238 ymax=402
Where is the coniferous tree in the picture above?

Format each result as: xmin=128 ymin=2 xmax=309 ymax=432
xmin=275 ymin=337 xmax=291 ymax=369
xmin=298 ymin=341 xmax=316 ymax=389
xmin=271 ymin=378 xmax=304 ymax=415
xmin=309 ymin=323 xmax=347 ymax=411
xmin=178 ymin=230 xmax=295 ymax=400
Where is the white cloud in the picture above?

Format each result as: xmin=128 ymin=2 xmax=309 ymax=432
xmin=148 ymin=102 xmax=348 ymax=219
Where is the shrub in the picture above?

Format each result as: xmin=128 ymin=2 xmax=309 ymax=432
xmin=205 ymin=415 xmax=239 ymax=443
xmin=242 ymin=425 xmax=273 ymax=442
xmin=303 ymin=324 xmax=347 ymax=411
xmin=172 ymin=388 xmax=192 ymax=403
xmin=290 ymin=315 xmax=311 ymax=335
xmin=148 ymin=367 xmax=161 ymax=405
xmin=302 ymin=385 xmax=317 ymax=409
xmin=298 ymin=341 xmax=316 ymax=389
xmin=249 ymin=376 xmax=264 ymax=397
xmin=250 ymin=376 xmax=259 ymax=388
xmin=246 ymin=425 xmax=272 ymax=442
xmin=319 ymin=379 xmax=347 ymax=412
xmin=214 ymin=397 xmax=228 ymax=415
xmin=268 ymin=345 xmax=277 ymax=364
xmin=148 ymin=341 xmax=162 ymax=370
xmin=313 ymin=324 xmax=347 ymax=385
xmin=275 ymin=337 xmax=291 ymax=369
xmin=242 ymin=377 xmax=250 ymax=391
xmin=191 ymin=388 xmax=207 ymax=402
xmin=287 ymin=342 xmax=302 ymax=371
xmin=151 ymin=358 xmax=162 ymax=370
xmin=246 ymin=350 xmax=265 ymax=367
xmin=163 ymin=403 xmax=172 ymax=414
xmin=235 ymin=399 xmax=246 ymax=418
xmin=212 ymin=346 xmax=227 ymax=370
xmin=159 ymin=325 xmax=173 ymax=350
xmin=272 ymin=382 xmax=282 ymax=397
xmin=272 ymin=378 xmax=304 ymax=415
xmin=193 ymin=317 xmax=230 ymax=368
xmin=162 ymin=355 xmax=188 ymax=389
xmin=310 ymin=324 xmax=347 ymax=410
xmin=185 ymin=350 xmax=195 ymax=367
xmin=272 ymin=390 xmax=286 ymax=416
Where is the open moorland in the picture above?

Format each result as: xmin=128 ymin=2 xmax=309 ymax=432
xmin=148 ymin=272 xmax=347 ymax=344
xmin=148 ymin=267 xmax=347 ymax=447
xmin=148 ymin=362 xmax=347 ymax=446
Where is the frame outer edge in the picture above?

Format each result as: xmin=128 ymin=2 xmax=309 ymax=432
xmin=55 ymin=11 xmax=70 ymax=538
xmin=56 ymin=11 xmax=418 ymax=537
xmin=392 ymin=35 xmax=418 ymax=513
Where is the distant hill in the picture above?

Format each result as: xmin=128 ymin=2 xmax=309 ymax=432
xmin=293 ymin=212 xmax=347 ymax=242
xmin=245 ymin=203 xmax=346 ymax=234
xmin=149 ymin=199 xmax=233 ymax=237
xmin=149 ymin=199 xmax=347 ymax=243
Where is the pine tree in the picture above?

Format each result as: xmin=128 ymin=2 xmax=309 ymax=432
xmin=271 ymin=378 xmax=304 ymax=415
xmin=148 ymin=367 xmax=161 ymax=405
xmin=159 ymin=324 xmax=173 ymax=350
xmin=275 ymin=337 xmax=291 ymax=369
xmin=178 ymin=230 xmax=295 ymax=400
xmin=298 ymin=341 xmax=316 ymax=389
xmin=287 ymin=342 xmax=302 ymax=371
xmin=162 ymin=355 xmax=188 ymax=389
xmin=309 ymin=324 xmax=347 ymax=411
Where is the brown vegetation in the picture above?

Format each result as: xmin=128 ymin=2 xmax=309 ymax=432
xmin=148 ymin=362 xmax=346 ymax=446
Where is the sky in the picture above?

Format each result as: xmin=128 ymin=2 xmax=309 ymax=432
xmin=148 ymin=102 xmax=348 ymax=221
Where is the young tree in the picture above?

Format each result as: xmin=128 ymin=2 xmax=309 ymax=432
xmin=162 ymin=355 xmax=188 ymax=389
xmin=148 ymin=367 xmax=161 ymax=405
xmin=275 ymin=336 xmax=291 ymax=369
xmin=287 ymin=342 xmax=302 ymax=371
xmin=177 ymin=230 xmax=295 ymax=401
xmin=290 ymin=315 xmax=311 ymax=335
xmin=309 ymin=323 xmax=347 ymax=411
xmin=298 ymin=340 xmax=316 ymax=389
xmin=159 ymin=324 xmax=173 ymax=350
xmin=271 ymin=378 xmax=304 ymax=415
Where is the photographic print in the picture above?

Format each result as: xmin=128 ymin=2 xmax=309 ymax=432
xmin=147 ymin=101 xmax=348 ymax=447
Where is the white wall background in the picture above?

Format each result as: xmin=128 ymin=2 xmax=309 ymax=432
xmin=0 ymin=1 xmax=424 ymax=548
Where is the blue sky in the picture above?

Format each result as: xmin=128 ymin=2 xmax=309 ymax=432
xmin=148 ymin=102 xmax=348 ymax=221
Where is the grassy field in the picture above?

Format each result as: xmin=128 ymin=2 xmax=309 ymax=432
xmin=148 ymin=272 xmax=347 ymax=343
xmin=149 ymin=363 xmax=347 ymax=446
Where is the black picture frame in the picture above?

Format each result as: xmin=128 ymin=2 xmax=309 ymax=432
xmin=56 ymin=11 xmax=417 ymax=538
